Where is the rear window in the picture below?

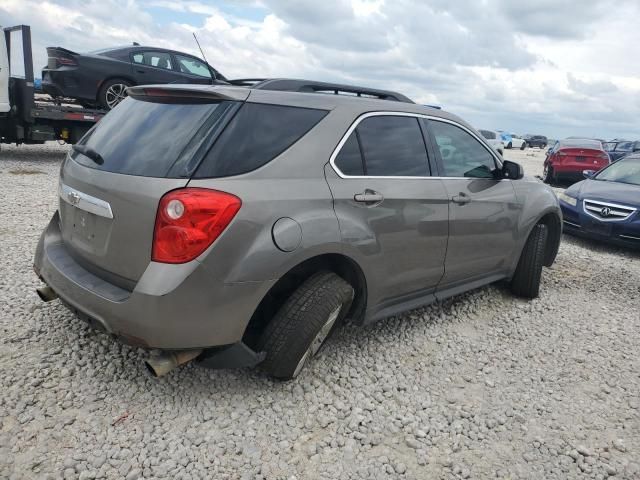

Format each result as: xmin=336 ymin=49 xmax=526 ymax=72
xmin=194 ymin=103 xmax=328 ymax=178
xmin=479 ymin=130 xmax=496 ymax=140
xmin=559 ymin=139 xmax=602 ymax=150
xmin=73 ymin=97 xmax=235 ymax=177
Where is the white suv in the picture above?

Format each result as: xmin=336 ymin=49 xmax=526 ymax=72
xmin=478 ymin=129 xmax=504 ymax=156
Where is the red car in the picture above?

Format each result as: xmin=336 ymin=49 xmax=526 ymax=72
xmin=543 ymin=138 xmax=609 ymax=184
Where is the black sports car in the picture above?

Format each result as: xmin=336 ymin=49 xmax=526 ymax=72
xmin=42 ymin=45 xmax=228 ymax=110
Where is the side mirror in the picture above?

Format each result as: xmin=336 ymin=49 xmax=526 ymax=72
xmin=583 ymin=169 xmax=596 ymax=179
xmin=501 ymin=160 xmax=524 ymax=180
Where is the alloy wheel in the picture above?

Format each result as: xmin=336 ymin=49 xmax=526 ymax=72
xmin=292 ymin=305 xmax=342 ymax=378
xmin=105 ymin=83 xmax=128 ymax=109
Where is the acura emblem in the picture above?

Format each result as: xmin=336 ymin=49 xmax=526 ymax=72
xmin=67 ymin=191 xmax=81 ymax=205
xmin=600 ymin=207 xmax=611 ymax=217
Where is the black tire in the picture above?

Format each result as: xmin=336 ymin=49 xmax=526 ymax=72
xmin=542 ymin=164 xmax=554 ymax=184
xmin=511 ymin=224 xmax=548 ymax=299
xmin=520 ymin=142 xmax=527 ymax=150
xmin=98 ymin=78 xmax=133 ymax=110
xmin=257 ymin=271 xmax=354 ymax=380
xmin=506 ymin=142 xmax=513 ymax=149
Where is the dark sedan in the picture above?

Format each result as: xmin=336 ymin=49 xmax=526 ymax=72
xmin=559 ymin=153 xmax=640 ymax=249
xmin=42 ymin=45 xmax=227 ymax=109
xmin=524 ymin=134 xmax=548 ymax=148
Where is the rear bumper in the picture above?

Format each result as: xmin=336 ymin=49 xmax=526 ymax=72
xmin=34 ymin=212 xmax=276 ymax=349
xmin=552 ymin=162 xmax=607 ymax=181
xmin=41 ymin=69 xmax=92 ymax=101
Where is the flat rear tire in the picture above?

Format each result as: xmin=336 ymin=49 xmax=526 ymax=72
xmin=257 ymin=271 xmax=354 ymax=380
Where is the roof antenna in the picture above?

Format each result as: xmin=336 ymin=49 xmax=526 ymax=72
xmin=192 ymin=32 xmax=214 ymax=85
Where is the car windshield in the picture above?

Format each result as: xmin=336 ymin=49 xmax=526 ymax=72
xmin=603 ymin=142 xmax=617 ymax=152
xmin=615 ymin=141 xmax=633 ymax=152
xmin=594 ymin=157 xmax=640 ymax=185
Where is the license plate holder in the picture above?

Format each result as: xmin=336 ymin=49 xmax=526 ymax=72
xmin=584 ymin=219 xmax=612 ymax=236
xmin=72 ymin=206 xmax=99 ymax=242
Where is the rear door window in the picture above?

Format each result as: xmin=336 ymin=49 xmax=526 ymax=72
xmin=132 ymin=51 xmax=173 ymax=70
xmin=334 ymin=132 xmax=365 ymax=176
xmin=72 ymin=97 xmax=236 ymax=177
xmin=194 ymin=103 xmax=328 ymax=178
xmin=357 ymin=116 xmax=430 ymax=176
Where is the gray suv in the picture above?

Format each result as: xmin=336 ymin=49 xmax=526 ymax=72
xmin=34 ymin=80 xmax=562 ymax=379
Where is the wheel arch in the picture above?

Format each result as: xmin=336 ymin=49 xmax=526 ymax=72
xmin=96 ymin=75 xmax=137 ymax=100
xmin=241 ymin=253 xmax=368 ymax=348
xmin=536 ymin=211 xmax=562 ymax=266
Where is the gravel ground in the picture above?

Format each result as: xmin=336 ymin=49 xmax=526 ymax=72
xmin=1 ymin=144 xmax=639 ymax=480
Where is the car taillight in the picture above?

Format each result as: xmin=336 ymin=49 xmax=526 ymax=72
xmin=55 ymin=56 xmax=77 ymax=66
xmin=152 ymin=188 xmax=241 ymax=264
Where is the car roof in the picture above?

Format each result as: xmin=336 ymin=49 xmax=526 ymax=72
xmin=98 ymin=45 xmax=202 ymax=59
xmin=137 ymin=83 xmax=469 ymax=127
xmin=559 ymin=138 xmax=603 ymax=149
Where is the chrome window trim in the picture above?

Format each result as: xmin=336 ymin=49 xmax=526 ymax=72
xmin=582 ymin=198 xmax=636 ymax=222
xmin=620 ymin=234 xmax=640 ymax=240
xmin=563 ymin=219 xmax=581 ymax=228
xmin=328 ymin=111 xmax=503 ymax=180
xmin=59 ymin=182 xmax=114 ymax=219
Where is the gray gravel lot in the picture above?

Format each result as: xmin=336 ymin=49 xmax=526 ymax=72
xmin=1 ymin=144 xmax=639 ymax=479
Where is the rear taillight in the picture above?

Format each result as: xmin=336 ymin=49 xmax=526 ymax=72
xmin=55 ymin=56 xmax=77 ymax=67
xmin=152 ymin=188 xmax=241 ymax=264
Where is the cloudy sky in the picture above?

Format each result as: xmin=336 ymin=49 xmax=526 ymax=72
xmin=2 ymin=0 xmax=639 ymax=139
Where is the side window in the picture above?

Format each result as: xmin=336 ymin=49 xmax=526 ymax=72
xmin=194 ymin=103 xmax=328 ymax=178
xmin=175 ymin=55 xmax=211 ymax=78
xmin=132 ymin=51 xmax=173 ymax=70
xmin=335 ymin=132 xmax=364 ymax=176
xmin=356 ymin=116 xmax=430 ymax=176
xmin=429 ymin=121 xmax=497 ymax=178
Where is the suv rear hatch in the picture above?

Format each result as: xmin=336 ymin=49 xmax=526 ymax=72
xmin=58 ymin=86 xmax=247 ymax=288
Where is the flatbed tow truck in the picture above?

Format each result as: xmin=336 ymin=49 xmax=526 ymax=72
xmin=0 ymin=25 xmax=105 ymax=147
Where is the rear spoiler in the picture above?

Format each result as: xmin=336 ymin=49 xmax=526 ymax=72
xmin=127 ymin=85 xmax=250 ymax=102
xmin=46 ymin=46 xmax=79 ymax=56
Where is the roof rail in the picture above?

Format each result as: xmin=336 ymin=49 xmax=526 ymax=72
xmin=228 ymin=78 xmax=414 ymax=103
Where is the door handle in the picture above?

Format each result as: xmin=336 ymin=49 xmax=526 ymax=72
xmin=451 ymin=192 xmax=471 ymax=205
xmin=354 ymin=189 xmax=384 ymax=205
xmin=136 ymin=69 xmax=145 ymax=74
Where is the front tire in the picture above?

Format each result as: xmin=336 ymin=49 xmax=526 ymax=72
xmin=542 ymin=164 xmax=554 ymax=184
xmin=99 ymin=78 xmax=133 ymax=110
xmin=506 ymin=142 xmax=513 ymax=149
xmin=520 ymin=142 xmax=527 ymax=150
xmin=257 ymin=271 xmax=354 ymax=380
xmin=511 ymin=224 xmax=548 ymax=299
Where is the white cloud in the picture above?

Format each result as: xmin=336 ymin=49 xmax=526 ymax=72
xmin=2 ymin=0 xmax=639 ymax=139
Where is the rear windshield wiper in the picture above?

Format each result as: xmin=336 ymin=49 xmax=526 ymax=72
xmin=72 ymin=144 xmax=104 ymax=165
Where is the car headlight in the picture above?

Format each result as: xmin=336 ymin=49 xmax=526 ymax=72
xmin=559 ymin=192 xmax=577 ymax=206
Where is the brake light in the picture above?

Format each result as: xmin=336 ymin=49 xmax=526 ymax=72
xmin=56 ymin=56 xmax=77 ymax=66
xmin=152 ymin=188 xmax=241 ymax=264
